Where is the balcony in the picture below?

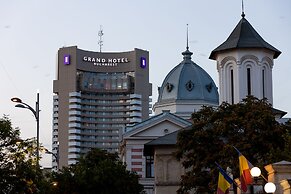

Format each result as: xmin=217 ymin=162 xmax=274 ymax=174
xmin=69 ymin=135 xmax=81 ymax=140
xmin=69 ymin=129 xmax=81 ymax=134
xmin=68 ymin=160 xmax=77 ymax=165
xmin=68 ymin=154 xmax=80 ymax=159
xmin=69 ymin=92 xmax=81 ymax=97
xmin=69 ymin=110 xmax=81 ymax=115
xmin=69 ymin=98 xmax=81 ymax=103
xmin=130 ymin=112 xmax=142 ymax=117
xmin=69 ymin=148 xmax=81 ymax=153
xmin=69 ymin=104 xmax=81 ymax=109
xmin=130 ymin=100 xmax=142 ymax=105
xmin=130 ymin=118 xmax=142 ymax=123
xmin=130 ymin=106 xmax=142 ymax=111
xmin=69 ymin=123 xmax=81 ymax=128
xmin=69 ymin=116 xmax=81 ymax=122
xmin=68 ymin=141 xmax=81 ymax=146
xmin=130 ymin=94 xmax=142 ymax=99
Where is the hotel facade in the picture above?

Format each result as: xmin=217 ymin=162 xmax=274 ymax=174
xmin=52 ymin=46 xmax=152 ymax=170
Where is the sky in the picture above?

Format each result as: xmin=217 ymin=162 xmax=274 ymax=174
xmin=0 ymin=0 xmax=290 ymax=167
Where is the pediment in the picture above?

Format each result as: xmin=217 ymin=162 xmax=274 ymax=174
xmin=123 ymin=113 xmax=191 ymax=139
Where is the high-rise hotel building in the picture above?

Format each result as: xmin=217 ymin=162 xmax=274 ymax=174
xmin=52 ymin=46 xmax=152 ymax=170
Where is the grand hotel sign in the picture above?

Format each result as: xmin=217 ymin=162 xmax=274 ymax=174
xmin=63 ymin=54 xmax=146 ymax=68
xmin=82 ymin=56 xmax=130 ymax=67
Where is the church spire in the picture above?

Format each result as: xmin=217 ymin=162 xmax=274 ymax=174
xmin=186 ymin=24 xmax=189 ymax=50
xmin=241 ymin=0 xmax=245 ymax=18
xmin=182 ymin=24 xmax=193 ymax=60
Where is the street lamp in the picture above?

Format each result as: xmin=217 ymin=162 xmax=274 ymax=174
xmin=250 ymin=166 xmax=276 ymax=193
xmin=43 ymin=148 xmax=59 ymax=171
xmin=250 ymin=167 xmax=261 ymax=177
xmin=264 ymin=182 xmax=276 ymax=193
xmin=11 ymin=92 xmax=40 ymax=168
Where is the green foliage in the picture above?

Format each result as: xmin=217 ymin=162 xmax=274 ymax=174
xmin=176 ymin=96 xmax=291 ymax=193
xmin=0 ymin=115 xmax=51 ymax=194
xmin=52 ymin=148 xmax=143 ymax=194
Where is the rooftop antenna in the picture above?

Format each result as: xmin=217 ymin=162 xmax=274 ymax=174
xmin=186 ymin=24 xmax=189 ymax=50
xmin=241 ymin=0 xmax=245 ymax=18
xmin=98 ymin=25 xmax=104 ymax=52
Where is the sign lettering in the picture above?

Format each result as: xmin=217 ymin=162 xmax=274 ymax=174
xmin=83 ymin=56 xmax=129 ymax=67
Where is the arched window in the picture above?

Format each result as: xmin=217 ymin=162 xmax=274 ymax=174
xmin=230 ymin=69 xmax=234 ymax=104
xmin=262 ymin=66 xmax=268 ymax=99
xmin=247 ymin=67 xmax=251 ymax=96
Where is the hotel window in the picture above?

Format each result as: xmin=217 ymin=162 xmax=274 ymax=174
xmin=146 ymin=156 xmax=154 ymax=178
xmin=111 ymin=78 xmax=117 ymax=89
xmin=117 ymin=78 xmax=122 ymax=89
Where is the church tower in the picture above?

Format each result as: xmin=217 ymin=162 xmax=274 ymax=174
xmin=209 ymin=13 xmax=281 ymax=105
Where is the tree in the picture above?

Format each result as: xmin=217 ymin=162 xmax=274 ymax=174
xmin=0 ymin=115 xmax=51 ymax=194
xmin=176 ymin=96 xmax=291 ymax=193
xmin=52 ymin=148 xmax=143 ymax=194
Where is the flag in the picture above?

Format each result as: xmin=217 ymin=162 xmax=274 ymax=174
xmin=233 ymin=146 xmax=253 ymax=192
xmin=217 ymin=172 xmax=231 ymax=194
xmin=216 ymin=162 xmax=233 ymax=194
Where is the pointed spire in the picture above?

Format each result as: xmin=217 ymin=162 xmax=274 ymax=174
xmin=182 ymin=24 xmax=193 ymax=60
xmin=241 ymin=0 xmax=245 ymax=18
xmin=186 ymin=24 xmax=189 ymax=50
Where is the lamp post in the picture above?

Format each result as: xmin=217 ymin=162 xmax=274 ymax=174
xmin=43 ymin=148 xmax=59 ymax=171
xmin=11 ymin=92 xmax=40 ymax=168
xmin=250 ymin=166 xmax=276 ymax=193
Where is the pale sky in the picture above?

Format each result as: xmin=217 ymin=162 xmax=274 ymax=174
xmin=1 ymin=0 xmax=290 ymax=167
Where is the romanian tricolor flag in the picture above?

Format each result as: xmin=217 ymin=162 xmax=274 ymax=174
xmin=234 ymin=147 xmax=253 ymax=192
xmin=216 ymin=163 xmax=233 ymax=194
